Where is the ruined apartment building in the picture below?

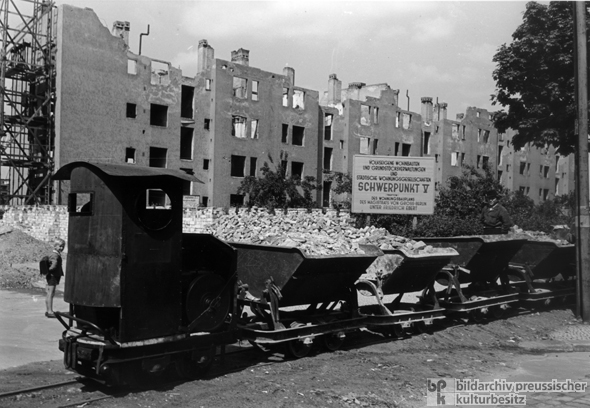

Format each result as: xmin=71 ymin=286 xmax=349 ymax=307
xmin=54 ymin=4 xmax=319 ymax=207
xmin=53 ymin=4 xmax=569 ymax=208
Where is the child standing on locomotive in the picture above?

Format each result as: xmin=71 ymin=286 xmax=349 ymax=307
xmin=45 ymin=238 xmax=65 ymax=318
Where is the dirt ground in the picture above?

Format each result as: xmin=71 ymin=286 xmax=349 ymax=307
xmin=0 ymin=227 xmax=581 ymax=407
xmin=0 ymin=306 xmax=578 ymax=408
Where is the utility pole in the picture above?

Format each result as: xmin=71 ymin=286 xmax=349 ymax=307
xmin=573 ymin=2 xmax=590 ymax=322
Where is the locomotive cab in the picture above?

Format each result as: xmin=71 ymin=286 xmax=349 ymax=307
xmin=53 ymin=162 xmax=237 ymax=384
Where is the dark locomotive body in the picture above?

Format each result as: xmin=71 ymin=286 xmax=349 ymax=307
xmin=54 ymin=162 xmax=237 ymax=384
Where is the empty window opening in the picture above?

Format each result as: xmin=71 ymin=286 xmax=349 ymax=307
xmin=282 ymin=124 xmax=289 ymax=143
xmin=498 ymin=146 xmax=504 ymax=165
xmin=202 ymin=197 xmax=209 ymax=207
xmin=127 ymin=59 xmax=137 ymax=75
xmin=250 ymin=119 xmax=259 ymax=139
xmin=181 ymin=85 xmax=195 ymax=119
xmin=396 ymin=112 xmax=401 ymax=127
xmin=498 ymin=170 xmax=503 ymax=182
xmin=203 ymin=159 xmax=210 ymax=170
xmin=461 ymin=126 xmax=466 ymax=140
xmin=452 ymin=124 xmax=459 ymax=138
xmin=181 ymin=180 xmax=191 ymax=196
xmin=339 ymin=140 xmax=344 ymax=149
xmin=322 ymin=181 xmax=331 ymax=208
xmin=402 ymin=113 xmax=412 ymax=130
xmin=205 ymin=78 xmax=212 ymax=91
xmin=150 ymin=104 xmax=168 ymax=127
xmin=360 ymin=137 xmax=371 ymax=154
xmin=125 ymin=147 xmax=136 ymax=164
xmin=126 ymin=103 xmax=137 ymax=119
xmin=230 ymin=155 xmax=246 ymax=177
xmin=250 ymin=157 xmax=257 ymax=177
xmin=402 ymin=143 xmax=411 ymax=156
xmin=372 ymin=107 xmax=379 ymax=124
xmin=373 ymin=139 xmax=378 ymax=155
xmin=423 ymin=132 xmax=431 ymax=155
xmin=483 ymin=130 xmax=490 ymax=144
xmin=252 ymin=80 xmax=259 ymax=101
xmin=232 ymin=115 xmax=247 ymax=138
xmin=520 ymin=162 xmax=526 ymax=175
xmin=281 ymin=160 xmax=288 ymax=174
xmin=451 ymin=152 xmax=458 ymax=167
xmin=360 ymin=105 xmax=370 ymax=126
xmin=233 ymin=76 xmax=247 ymax=98
xmin=291 ymin=161 xmax=304 ymax=180
xmin=230 ymin=194 xmax=244 ymax=207
xmin=180 ymin=127 xmax=194 ymax=160
xmin=394 ymin=142 xmax=400 ymax=156
xmin=477 ymin=155 xmax=482 ymax=168
xmin=499 ymin=132 xmax=504 ymax=141
xmin=324 ymin=114 xmax=333 ymax=141
xmin=68 ymin=192 xmax=93 ymax=215
xmin=292 ymin=125 xmax=305 ymax=146
xmin=461 ymin=153 xmax=465 ymax=166
xmin=526 ymin=163 xmax=531 ymax=175
xmin=435 ymin=154 xmax=439 ymax=163
xmin=544 ymin=166 xmax=550 ymax=178
xmin=520 ymin=186 xmax=526 ymax=194
xmin=477 ymin=129 xmax=482 ymax=143
xmin=293 ymin=89 xmax=305 ymax=109
xmin=149 ymin=147 xmax=167 ymax=168
xmin=282 ymin=87 xmax=289 ymax=107
xmin=324 ymin=147 xmax=333 ymax=171
xmin=482 ymin=155 xmax=489 ymax=169
xmin=151 ymin=60 xmax=170 ymax=85
xmin=204 ymin=118 xmax=211 ymax=130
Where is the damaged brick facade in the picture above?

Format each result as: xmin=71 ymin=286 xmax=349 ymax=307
xmin=52 ymin=5 xmax=571 ymax=208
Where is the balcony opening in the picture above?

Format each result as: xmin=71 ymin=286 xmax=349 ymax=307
xmin=282 ymin=124 xmax=289 ymax=143
xmin=230 ymin=155 xmax=246 ymax=177
xmin=181 ymin=85 xmax=195 ymax=119
xmin=233 ymin=76 xmax=247 ymax=98
xmin=293 ymin=89 xmax=305 ymax=109
xmin=125 ymin=147 xmax=136 ymax=164
xmin=149 ymin=147 xmax=167 ymax=168
xmin=150 ymin=104 xmax=168 ymax=127
xmin=180 ymin=127 xmax=194 ymax=160
xmin=292 ymin=125 xmax=304 ymax=146
xmin=324 ymin=114 xmax=333 ymax=140
xmin=360 ymin=105 xmax=370 ymax=126
xmin=324 ymin=147 xmax=333 ymax=171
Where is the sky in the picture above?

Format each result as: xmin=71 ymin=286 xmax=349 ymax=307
xmin=51 ymin=0 xmax=531 ymax=119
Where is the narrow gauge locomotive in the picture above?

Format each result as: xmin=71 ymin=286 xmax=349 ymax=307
xmin=54 ymin=162 xmax=238 ymax=385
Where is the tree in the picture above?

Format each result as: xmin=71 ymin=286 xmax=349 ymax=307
xmin=237 ymin=152 xmax=319 ymax=210
xmin=491 ymin=1 xmax=589 ymax=155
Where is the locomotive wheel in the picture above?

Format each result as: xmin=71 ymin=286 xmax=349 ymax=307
xmin=185 ymin=273 xmax=231 ymax=333
xmin=175 ymin=346 xmax=215 ymax=380
xmin=322 ymin=332 xmax=345 ymax=352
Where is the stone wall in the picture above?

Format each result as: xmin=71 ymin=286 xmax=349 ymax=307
xmin=0 ymin=205 xmax=353 ymax=245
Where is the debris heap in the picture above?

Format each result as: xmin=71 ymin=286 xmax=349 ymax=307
xmin=205 ymin=208 xmax=456 ymax=257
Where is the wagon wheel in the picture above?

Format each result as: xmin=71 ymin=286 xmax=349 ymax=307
xmin=175 ymin=346 xmax=215 ymax=380
xmin=413 ymin=321 xmax=429 ymax=334
xmin=322 ymin=332 xmax=345 ymax=352
xmin=491 ymin=305 xmax=506 ymax=319
xmin=391 ymin=324 xmax=405 ymax=338
xmin=185 ymin=273 xmax=231 ymax=333
xmin=285 ymin=323 xmax=313 ymax=359
xmin=468 ymin=309 xmax=486 ymax=323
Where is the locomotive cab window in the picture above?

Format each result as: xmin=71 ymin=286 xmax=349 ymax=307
xmin=68 ymin=193 xmax=93 ymax=215
xmin=136 ymin=188 xmax=173 ymax=230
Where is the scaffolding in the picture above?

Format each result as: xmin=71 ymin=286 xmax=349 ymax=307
xmin=0 ymin=0 xmax=56 ymax=205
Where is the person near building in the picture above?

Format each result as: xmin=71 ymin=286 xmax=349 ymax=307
xmin=45 ymin=238 xmax=65 ymax=318
xmin=481 ymin=191 xmax=513 ymax=234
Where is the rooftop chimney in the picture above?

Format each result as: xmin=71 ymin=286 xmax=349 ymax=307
xmin=347 ymin=82 xmax=365 ymax=100
xmin=231 ymin=48 xmax=250 ymax=66
xmin=112 ymin=21 xmax=130 ymax=48
xmin=437 ymin=102 xmax=448 ymax=120
xmin=421 ymin=97 xmax=433 ymax=122
xmin=327 ymin=74 xmax=342 ymax=105
xmin=197 ymin=39 xmax=214 ymax=73
xmin=283 ymin=66 xmax=295 ymax=85
xmin=456 ymin=113 xmax=465 ymax=120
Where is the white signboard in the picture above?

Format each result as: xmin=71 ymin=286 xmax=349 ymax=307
xmin=352 ymin=155 xmax=435 ymax=215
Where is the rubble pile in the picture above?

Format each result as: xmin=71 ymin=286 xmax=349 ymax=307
xmin=205 ymin=208 xmax=456 ymax=257
xmin=475 ymin=226 xmax=572 ymax=245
